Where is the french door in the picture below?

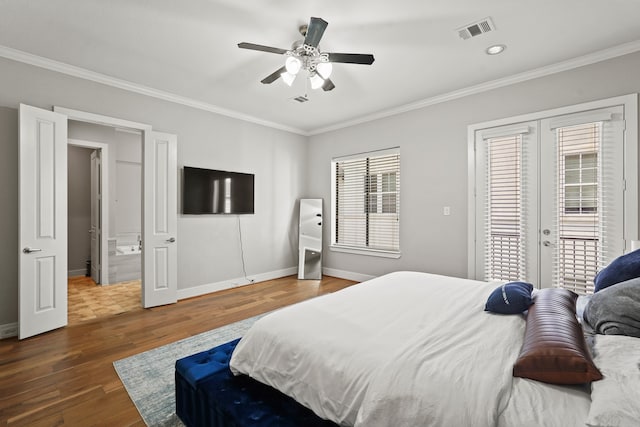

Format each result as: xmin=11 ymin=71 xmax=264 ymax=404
xmin=473 ymin=101 xmax=634 ymax=294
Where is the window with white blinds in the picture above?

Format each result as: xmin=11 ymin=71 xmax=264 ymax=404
xmin=553 ymin=122 xmax=602 ymax=294
xmin=484 ymin=134 xmax=528 ymax=282
xmin=331 ymin=149 xmax=400 ymax=255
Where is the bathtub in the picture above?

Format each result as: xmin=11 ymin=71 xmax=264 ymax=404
xmin=116 ymin=244 xmax=141 ymax=255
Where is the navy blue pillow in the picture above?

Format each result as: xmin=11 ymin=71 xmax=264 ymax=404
xmin=485 ymin=281 xmax=534 ymax=314
xmin=594 ymin=249 xmax=640 ymax=292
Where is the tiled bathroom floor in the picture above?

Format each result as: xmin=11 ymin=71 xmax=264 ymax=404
xmin=68 ymin=276 xmax=142 ymax=325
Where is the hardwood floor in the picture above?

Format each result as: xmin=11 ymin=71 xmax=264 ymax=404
xmin=67 ymin=276 xmax=142 ymax=326
xmin=68 ymin=277 xmax=142 ymax=325
xmin=0 ymin=275 xmax=357 ymax=426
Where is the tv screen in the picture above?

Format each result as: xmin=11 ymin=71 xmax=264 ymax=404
xmin=183 ymin=166 xmax=254 ymax=214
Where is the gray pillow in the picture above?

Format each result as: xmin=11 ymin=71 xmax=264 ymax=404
xmin=584 ymin=277 xmax=640 ymax=338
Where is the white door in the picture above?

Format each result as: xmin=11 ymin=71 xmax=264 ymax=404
xmin=19 ymin=104 xmax=68 ymax=339
xmin=142 ymin=131 xmax=177 ymax=307
xmin=473 ymin=122 xmax=539 ymax=285
xmin=539 ymin=106 xmax=625 ymax=291
xmin=90 ymin=150 xmax=102 ymax=283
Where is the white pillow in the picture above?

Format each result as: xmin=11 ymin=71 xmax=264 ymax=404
xmin=587 ymin=335 xmax=640 ymax=427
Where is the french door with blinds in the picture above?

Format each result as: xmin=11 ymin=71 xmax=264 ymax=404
xmin=472 ymin=98 xmax=636 ymax=294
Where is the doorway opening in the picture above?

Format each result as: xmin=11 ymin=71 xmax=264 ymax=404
xmin=66 ymin=124 xmax=143 ymax=324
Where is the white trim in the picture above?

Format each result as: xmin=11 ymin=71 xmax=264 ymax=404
xmin=332 ymin=146 xmax=400 ymax=161
xmin=468 ymin=95 xmax=637 ymax=133
xmin=68 ymin=269 xmax=86 ymax=277
xmin=322 ymin=267 xmax=375 ymax=283
xmin=55 ymin=107 xmax=151 ymax=131
xmin=548 ymin=111 xmax=614 ymax=130
xmin=478 ymin=125 xmax=532 ymax=140
xmin=68 ymin=138 xmax=110 ymax=285
xmin=330 ymin=245 xmax=402 ymax=259
xmin=467 ymin=126 xmax=478 ymax=279
xmin=467 ymin=93 xmax=639 ymax=278
xmin=0 ymin=322 xmax=18 ymax=340
xmin=2 ymin=40 xmax=640 ymax=136
xmin=176 ymin=267 xmax=297 ymax=300
xmin=623 ymin=94 xmax=639 ymax=251
xmin=0 ymin=45 xmax=306 ymax=136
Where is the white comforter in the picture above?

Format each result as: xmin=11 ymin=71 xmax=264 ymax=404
xmin=229 ymin=271 xmax=588 ymax=426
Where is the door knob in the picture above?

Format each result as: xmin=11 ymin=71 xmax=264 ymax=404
xmin=543 ymin=240 xmax=552 ymax=247
xmin=23 ymin=247 xmax=42 ymax=254
xmin=166 ymin=237 xmax=176 ymax=243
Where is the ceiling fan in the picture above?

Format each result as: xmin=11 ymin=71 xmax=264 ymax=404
xmin=238 ymin=17 xmax=375 ymax=92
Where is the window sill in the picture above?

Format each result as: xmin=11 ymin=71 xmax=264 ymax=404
xmin=330 ymin=245 xmax=401 ymax=259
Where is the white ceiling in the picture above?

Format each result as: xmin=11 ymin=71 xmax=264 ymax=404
xmin=2 ymin=0 xmax=640 ymax=134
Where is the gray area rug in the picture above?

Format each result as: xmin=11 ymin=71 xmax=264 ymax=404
xmin=113 ymin=315 xmax=263 ymax=426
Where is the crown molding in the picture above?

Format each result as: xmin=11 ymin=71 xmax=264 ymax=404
xmin=308 ymin=39 xmax=640 ymax=135
xmin=0 ymin=45 xmax=308 ymax=136
xmin=2 ymin=39 xmax=640 ymax=137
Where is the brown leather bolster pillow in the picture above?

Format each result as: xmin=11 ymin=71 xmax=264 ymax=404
xmin=513 ymin=288 xmax=602 ymax=384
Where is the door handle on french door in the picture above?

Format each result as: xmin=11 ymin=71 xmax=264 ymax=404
xmin=543 ymin=240 xmax=552 ymax=247
xmin=23 ymin=247 xmax=42 ymax=254
xmin=166 ymin=237 xmax=176 ymax=243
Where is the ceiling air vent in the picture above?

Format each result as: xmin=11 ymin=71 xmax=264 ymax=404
xmin=457 ymin=17 xmax=495 ymax=40
xmin=293 ymin=95 xmax=309 ymax=103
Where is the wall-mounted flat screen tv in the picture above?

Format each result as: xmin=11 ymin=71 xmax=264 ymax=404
xmin=183 ymin=166 xmax=255 ymax=214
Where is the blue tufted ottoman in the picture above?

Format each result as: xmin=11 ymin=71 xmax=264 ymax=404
xmin=175 ymin=338 xmax=338 ymax=427
xmin=175 ymin=338 xmax=241 ymax=427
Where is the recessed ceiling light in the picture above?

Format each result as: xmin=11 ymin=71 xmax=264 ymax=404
xmin=486 ymin=44 xmax=506 ymax=55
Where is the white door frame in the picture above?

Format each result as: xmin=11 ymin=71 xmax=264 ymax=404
xmin=68 ymin=138 xmax=109 ymax=284
xmin=467 ymin=93 xmax=638 ymax=280
xmin=54 ymin=106 xmax=178 ymax=308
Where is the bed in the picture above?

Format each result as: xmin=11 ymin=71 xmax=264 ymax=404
xmin=227 ymin=271 xmax=640 ymax=427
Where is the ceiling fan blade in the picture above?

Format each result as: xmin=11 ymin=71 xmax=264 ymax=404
xmin=261 ymin=66 xmax=287 ymax=84
xmin=322 ymin=78 xmax=335 ymax=91
xmin=304 ymin=17 xmax=328 ymax=48
xmin=238 ymin=42 xmax=288 ymax=55
xmin=327 ymin=52 xmax=375 ymax=65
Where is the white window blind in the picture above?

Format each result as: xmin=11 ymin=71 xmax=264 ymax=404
xmin=332 ymin=150 xmax=400 ymax=253
xmin=552 ymin=122 xmax=603 ymax=294
xmin=484 ymin=134 xmax=528 ymax=282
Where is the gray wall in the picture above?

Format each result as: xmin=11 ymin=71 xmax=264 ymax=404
xmin=0 ymin=107 xmax=18 ymax=324
xmin=2 ymin=50 xmax=640 ymax=326
xmin=0 ymin=56 xmax=307 ymax=325
xmin=114 ymin=129 xmax=142 ymax=240
xmin=67 ymin=145 xmax=92 ymax=274
xmin=308 ymin=51 xmax=640 ymax=279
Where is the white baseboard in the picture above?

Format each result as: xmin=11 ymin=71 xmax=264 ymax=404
xmin=177 ymin=267 xmax=298 ymax=301
xmin=68 ymin=269 xmax=86 ymax=277
xmin=322 ymin=267 xmax=375 ymax=283
xmin=0 ymin=322 xmax=18 ymax=340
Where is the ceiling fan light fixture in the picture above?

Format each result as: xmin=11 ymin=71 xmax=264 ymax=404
xmin=309 ymin=72 xmax=325 ymax=90
xmin=239 ymin=16 xmax=375 ymax=92
xmin=285 ymin=56 xmax=302 ymax=74
xmin=281 ymin=71 xmax=296 ymax=86
xmin=316 ymin=61 xmax=333 ymax=79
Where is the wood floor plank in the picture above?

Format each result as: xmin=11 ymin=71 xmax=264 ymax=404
xmin=0 ymin=275 xmax=356 ymax=425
